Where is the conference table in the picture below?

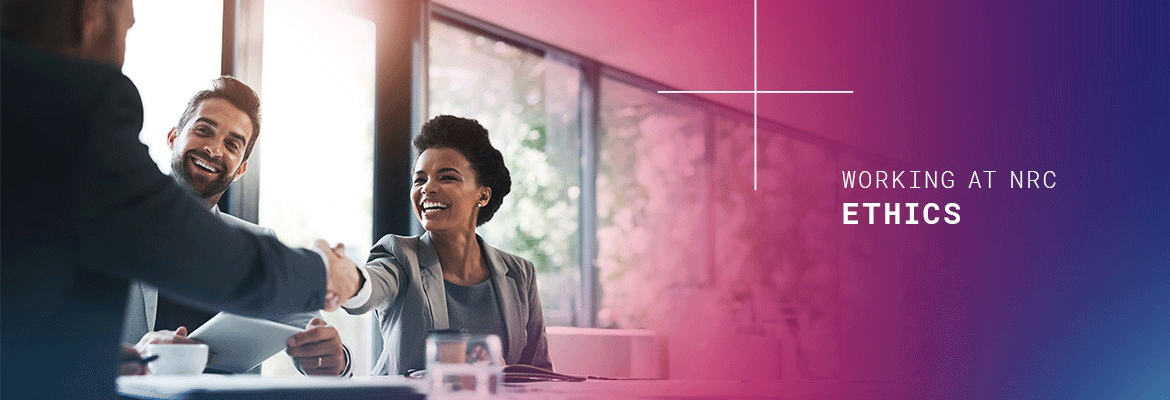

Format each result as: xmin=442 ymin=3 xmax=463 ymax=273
xmin=118 ymin=374 xmax=908 ymax=400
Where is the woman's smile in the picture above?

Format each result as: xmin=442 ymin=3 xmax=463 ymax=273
xmin=420 ymin=199 xmax=451 ymax=219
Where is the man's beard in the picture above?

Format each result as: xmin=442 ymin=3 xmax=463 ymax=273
xmin=170 ymin=151 xmax=235 ymax=200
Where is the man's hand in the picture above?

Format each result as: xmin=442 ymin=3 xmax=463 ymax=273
xmin=134 ymin=326 xmax=216 ymax=367
xmin=316 ymin=240 xmax=360 ymax=311
xmin=134 ymin=326 xmax=200 ymax=352
xmin=286 ymin=318 xmax=346 ymax=376
xmin=118 ymin=345 xmax=149 ymax=376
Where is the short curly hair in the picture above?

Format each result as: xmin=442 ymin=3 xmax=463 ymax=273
xmin=414 ymin=115 xmax=511 ymax=226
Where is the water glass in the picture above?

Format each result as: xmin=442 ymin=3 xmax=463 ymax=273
xmin=426 ymin=332 xmax=504 ymax=399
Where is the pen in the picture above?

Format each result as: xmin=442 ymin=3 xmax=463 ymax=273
xmin=123 ymin=354 xmax=160 ymax=366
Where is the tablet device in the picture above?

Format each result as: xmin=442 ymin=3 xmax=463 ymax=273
xmin=189 ymin=312 xmax=303 ymax=373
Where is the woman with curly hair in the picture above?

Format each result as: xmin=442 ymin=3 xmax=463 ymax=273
xmin=342 ymin=115 xmax=553 ymax=375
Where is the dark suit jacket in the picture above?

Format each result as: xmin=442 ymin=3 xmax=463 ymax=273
xmin=1 ymin=37 xmax=328 ymax=399
xmin=121 ymin=207 xmax=325 ymax=375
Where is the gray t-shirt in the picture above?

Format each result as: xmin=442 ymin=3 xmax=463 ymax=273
xmin=444 ymin=279 xmax=508 ymax=356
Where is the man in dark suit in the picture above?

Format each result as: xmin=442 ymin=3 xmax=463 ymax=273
xmin=0 ymin=0 xmax=364 ymax=398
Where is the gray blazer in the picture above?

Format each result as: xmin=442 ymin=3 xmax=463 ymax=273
xmin=121 ymin=207 xmax=320 ymax=373
xmin=344 ymin=232 xmax=552 ymax=375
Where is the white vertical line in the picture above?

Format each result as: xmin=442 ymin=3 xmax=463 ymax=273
xmin=753 ymin=0 xmax=759 ymax=191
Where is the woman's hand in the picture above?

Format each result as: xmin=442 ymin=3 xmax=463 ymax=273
xmin=318 ymin=240 xmax=362 ymax=311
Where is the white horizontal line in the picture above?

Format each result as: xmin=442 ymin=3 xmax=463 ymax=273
xmin=658 ymin=90 xmax=854 ymax=94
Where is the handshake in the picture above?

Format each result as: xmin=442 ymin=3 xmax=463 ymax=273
xmin=315 ymin=240 xmax=364 ymax=311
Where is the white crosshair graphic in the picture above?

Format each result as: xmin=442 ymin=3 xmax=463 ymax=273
xmin=657 ymin=0 xmax=854 ymax=190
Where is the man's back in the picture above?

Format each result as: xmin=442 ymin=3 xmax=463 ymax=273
xmin=1 ymin=37 xmax=328 ymax=398
xmin=2 ymin=36 xmax=137 ymax=399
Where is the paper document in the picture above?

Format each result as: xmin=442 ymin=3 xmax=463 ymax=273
xmin=189 ymin=312 xmax=302 ymax=373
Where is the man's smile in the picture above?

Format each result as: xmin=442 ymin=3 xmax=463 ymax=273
xmin=189 ymin=155 xmax=223 ymax=175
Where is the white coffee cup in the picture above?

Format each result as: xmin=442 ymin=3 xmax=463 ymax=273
xmin=142 ymin=343 xmax=209 ymax=375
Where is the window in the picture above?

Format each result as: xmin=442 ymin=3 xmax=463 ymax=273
xmin=428 ymin=20 xmax=583 ymax=326
xmin=255 ymin=0 xmax=377 ymax=376
xmin=123 ymin=0 xmax=378 ymax=377
xmin=595 ymin=78 xmax=712 ymax=329
xmin=713 ymin=115 xmax=841 ymax=378
xmin=122 ymin=0 xmax=224 ymax=172
xmin=424 ymin=7 xmax=890 ymax=379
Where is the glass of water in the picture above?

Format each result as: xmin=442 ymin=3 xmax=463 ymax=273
xmin=426 ymin=331 xmax=504 ymax=399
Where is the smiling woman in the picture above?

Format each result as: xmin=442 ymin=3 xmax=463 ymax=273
xmin=412 ymin=116 xmax=511 ymax=231
xmin=427 ymin=19 xmax=583 ymax=327
xmin=342 ymin=115 xmax=553 ymax=375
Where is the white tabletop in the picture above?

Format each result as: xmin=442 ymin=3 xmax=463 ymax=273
xmin=118 ymin=375 xmax=906 ymax=400
xmin=117 ymin=374 xmax=424 ymax=399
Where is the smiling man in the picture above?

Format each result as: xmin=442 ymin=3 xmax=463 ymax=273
xmin=168 ymin=87 xmax=256 ymax=204
xmin=121 ymin=77 xmax=352 ymax=376
xmin=2 ymin=0 xmax=363 ymax=397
